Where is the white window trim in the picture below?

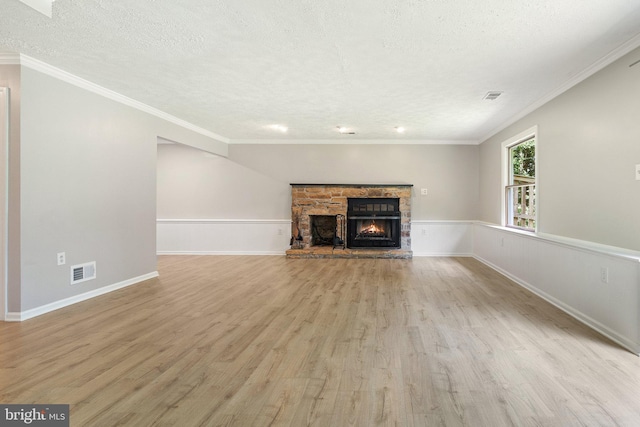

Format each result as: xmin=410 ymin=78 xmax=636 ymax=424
xmin=501 ymin=125 xmax=538 ymax=232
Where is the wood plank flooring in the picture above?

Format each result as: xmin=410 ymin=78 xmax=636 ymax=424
xmin=2 ymin=256 xmax=640 ymax=426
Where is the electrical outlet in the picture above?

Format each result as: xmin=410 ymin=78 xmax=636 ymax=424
xmin=278 ymin=228 xmax=283 ymax=235
xmin=636 ymin=164 xmax=640 ymax=180
xmin=420 ymin=188 xmax=428 ymax=196
xmin=57 ymin=252 xmax=65 ymax=266
xmin=600 ymin=267 xmax=609 ymax=284
xmin=421 ymin=229 xmax=427 ymax=236
xmin=500 ymin=237 xmax=504 ymax=247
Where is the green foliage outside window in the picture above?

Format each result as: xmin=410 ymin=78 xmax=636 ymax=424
xmin=511 ymin=138 xmax=535 ymax=179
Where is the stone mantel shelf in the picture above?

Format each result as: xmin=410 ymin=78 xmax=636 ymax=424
xmin=290 ymin=183 xmax=413 ymax=187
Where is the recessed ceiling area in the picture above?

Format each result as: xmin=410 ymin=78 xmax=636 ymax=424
xmin=2 ymin=0 xmax=640 ymax=143
xmin=18 ymin=0 xmax=55 ymax=18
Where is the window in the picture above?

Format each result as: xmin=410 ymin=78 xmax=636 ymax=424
xmin=502 ymin=127 xmax=537 ymax=231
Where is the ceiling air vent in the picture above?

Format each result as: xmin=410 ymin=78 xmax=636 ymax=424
xmin=483 ymin=91 xmax=503 ymax=101
xmin=71 ymin=261 xmax=96 ymax=285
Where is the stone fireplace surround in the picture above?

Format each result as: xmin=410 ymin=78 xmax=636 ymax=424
xmin=286 ymin=184 xmax=413 ymax=258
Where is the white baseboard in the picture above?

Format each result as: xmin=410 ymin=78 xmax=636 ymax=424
xmin=413 ymin=252 xmax=474 ymax=257
xmin=6 ymin=271 xmax=159 ymax=321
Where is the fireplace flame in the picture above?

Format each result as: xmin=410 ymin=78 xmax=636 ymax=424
xmin=361 ymin=220 xmax=383 ymax=234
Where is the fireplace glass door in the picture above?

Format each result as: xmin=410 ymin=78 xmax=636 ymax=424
xmin=347 ymin=198 xmax=401 ymax=248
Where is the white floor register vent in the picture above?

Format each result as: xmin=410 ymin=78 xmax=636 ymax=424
xmin=70 ymin=261 xmax=96 ymax=285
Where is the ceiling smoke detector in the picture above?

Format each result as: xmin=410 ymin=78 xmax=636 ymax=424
xmin=483 ymin=91 xmax=503 ymax=101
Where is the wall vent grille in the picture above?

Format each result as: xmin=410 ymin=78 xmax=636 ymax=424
xmin=71 ymin=261 xmax=96 ymax=285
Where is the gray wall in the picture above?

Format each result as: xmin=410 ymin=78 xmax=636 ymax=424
xmin=479 ymin=46 xmax=640 ymax=251
xmin=0 ymin=65 xmax=22 ymax=313
xmin=228 ymin=143 xmax=480 ymax=220
xmin=158 ymin=143 xmax=480 ymax=221
xmin=15 ymin=66 xmax=226 ymax=312
xmin=157 ymin=143 xmax=290 ymax=219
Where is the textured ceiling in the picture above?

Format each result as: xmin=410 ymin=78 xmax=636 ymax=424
xmin=2 ymin=0 xmax=640 ymax=143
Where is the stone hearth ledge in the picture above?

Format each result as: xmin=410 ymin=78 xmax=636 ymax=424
xmin=286 ymin=247 xmax=413 ymax=259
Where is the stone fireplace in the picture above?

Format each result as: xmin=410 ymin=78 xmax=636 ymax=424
xmin=287 ymin=184 xmax=412 ymax=258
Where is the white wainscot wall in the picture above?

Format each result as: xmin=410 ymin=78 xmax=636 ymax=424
xmin=158 ymin=219 xmax=475 ymax=257
xmin=157 ymin=219 xmax=292 ymax=255
xmin=473 ymin=223 xmax=640 ymax=355
xmin=411 ymin=221 xmax=474 ymax=256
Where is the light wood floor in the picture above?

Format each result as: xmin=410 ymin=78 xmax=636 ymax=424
xmin=2 ymin=256 xmax=640 ymax=426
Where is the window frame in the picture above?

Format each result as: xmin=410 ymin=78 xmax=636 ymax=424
xmin=501 ymin=126 xmax=538 ymax=232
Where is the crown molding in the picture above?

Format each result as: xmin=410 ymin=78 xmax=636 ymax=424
xmin=228 ymin=138 xmax=480 ymax=145
xmin=0 ymin=53 xmax=21 ymax=65
xmin=2 ymin=53 xmax=229 ymax=144
xmin=479 ymin=32 xmax=640 ymax=144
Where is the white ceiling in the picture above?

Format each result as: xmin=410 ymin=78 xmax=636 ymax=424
xmin=2 ymin=0 xmax=640 ymax=143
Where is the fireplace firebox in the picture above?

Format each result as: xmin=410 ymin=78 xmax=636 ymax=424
xmin=347 ymin=198 xmax=401 ymax=248
xmin=310 ymin=215 xmax=336 ymax=246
